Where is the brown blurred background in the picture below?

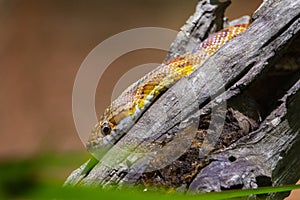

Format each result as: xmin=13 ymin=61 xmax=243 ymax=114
xmin=0 ymin=0 xmax=299 ymax=198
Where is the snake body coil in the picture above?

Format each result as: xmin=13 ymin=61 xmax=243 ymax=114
xmin=87 ymin=24 xmax=249 ymax=155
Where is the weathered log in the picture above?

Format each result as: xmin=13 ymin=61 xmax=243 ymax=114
xmin=65 ymin=0 xmax=300 ymax=198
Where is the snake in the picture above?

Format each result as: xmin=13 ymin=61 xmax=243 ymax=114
xmin=87 ymin=24 xmax=249 ymax=157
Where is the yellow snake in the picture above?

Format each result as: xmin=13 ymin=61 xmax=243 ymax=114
xmin=87 ymin=24 xmax=249 ymax=155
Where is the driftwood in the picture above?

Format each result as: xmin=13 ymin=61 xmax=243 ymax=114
xmin=65 ymin=0 xmax=300 ymax=199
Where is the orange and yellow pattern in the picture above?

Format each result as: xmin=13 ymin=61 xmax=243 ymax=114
xmin=87 ymin=24 xmax=249 ymax=152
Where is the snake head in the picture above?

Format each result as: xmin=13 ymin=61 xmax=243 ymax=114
xmin=86 ymin=107 xmax=118 ymax=156
xmin=86 ymin=95 xmax=138 ymax=155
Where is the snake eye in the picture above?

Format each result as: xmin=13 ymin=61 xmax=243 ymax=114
xmin=101 ymin=122 xmax=111 ymax=135
xmin=102 ymin=126 xmax=111 ymax=135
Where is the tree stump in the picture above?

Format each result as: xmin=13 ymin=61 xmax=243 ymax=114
xmin=65 ymin=0 xmax=300 ymax=199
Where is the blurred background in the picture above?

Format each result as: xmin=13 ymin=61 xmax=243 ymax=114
xmin=0 ymin=0 xmax=298 ymax=199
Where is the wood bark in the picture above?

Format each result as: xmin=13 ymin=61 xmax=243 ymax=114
xmin=65 ymin=0 xmax=300 ymax=199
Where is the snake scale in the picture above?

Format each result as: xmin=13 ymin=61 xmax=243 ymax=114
xmin=87 ymin=24 xmax=249 ymax=156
